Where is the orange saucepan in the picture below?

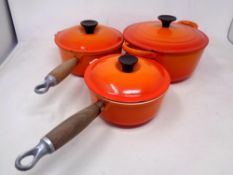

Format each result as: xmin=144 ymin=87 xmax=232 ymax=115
xmin=85 ymin=54 xmax=170 ymax=126
xmin=15 ymin=54 xmax=170 ymax=171
xmin=35 ymin=20 xmax=123 ymax=94
xmin=123 ymin=15 xmax=209 ymax=82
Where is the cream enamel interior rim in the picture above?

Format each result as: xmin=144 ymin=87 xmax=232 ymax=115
xmin=95 ymin=93 xmax=166 ymax=105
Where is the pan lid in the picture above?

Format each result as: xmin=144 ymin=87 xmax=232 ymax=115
xmin=55 ymin=20 xmax=123 ymax=53
xmin=84 ymin=54 xmax=170 ymax=103
xmin=123 ymin=15 xmax=209 ymax=53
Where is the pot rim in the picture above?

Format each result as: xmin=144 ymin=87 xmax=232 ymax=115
xmin=123 ymin=41 xmax=207 ymax=55
xmin=58 ymin=44 xmax=123 ymax=56
xmin=124 ymin=38 xmax=208 ymax=54
xmin=123 ymin=21 xmax=209 ymax=54
xmin=54 ymin=29 xmax=124 ymax=54
xmin=92 ymin=91 xmax=166 ymax=105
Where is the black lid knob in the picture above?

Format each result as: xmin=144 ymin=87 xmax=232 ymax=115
xmin=158 ymin=15 xmax=176 ymax=28
xmin=119 ymin=55 xmax=138 ymax=73
xmin=80 ymin=20 xmax=98 ymax=34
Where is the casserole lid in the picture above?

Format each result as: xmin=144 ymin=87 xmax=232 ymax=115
xmin=123 ymin=15 xmax=209 ymax=53
xmin=55 ymin=20 xmax=123 ymax=53
xmin=84 ymin=54 xmax=170 ymax=103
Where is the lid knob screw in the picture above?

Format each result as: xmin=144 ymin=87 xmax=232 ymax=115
xmin=119 ymin=54 xmax=138 ymax=73
xmin=81 ymin=20 xmax=98 ymax=34
xmin=158 ymin=15 xmax=176 ymax=28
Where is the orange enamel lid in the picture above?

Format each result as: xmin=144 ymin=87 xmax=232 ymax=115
xmin=84 ymin=54 xmax=170 ymax=103
xmin=55 ymin=20 xmax=123 ymax=54
xmin=123 ymin=15 xmax=209 ymax=53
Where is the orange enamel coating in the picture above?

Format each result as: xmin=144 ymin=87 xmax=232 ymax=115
xmin=154 ymin=49 xmax=205 ymax=82
xmin=123 ymin=16 xmax=209 ymax=82
xmin=84 ymin=54 xmax=170 ymax=126
xmin=59 ymin=46 xmax=122 ymax=76
xmin=90 ymin=91 xmax=164 ymax=126
xmin=123 ymin=21 xmax=208 ymax=53
xmin=123 ymin=43 xmax=205 ymax=82
xmin=55 ymin=24 xmax=123 ymax=53
xmin=55 ymin=21 xmax=123 ymax=76
xmin=84 ymin=54 xmax=170 ymax=103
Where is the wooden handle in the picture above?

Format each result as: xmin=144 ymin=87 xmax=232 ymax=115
xmin=48 ymin=57 xmax=78 ymax=83
xmin=34 ymin=57 xmax=78 ymax=94
xmin=45 ymin=101 xmax=103 ymax=150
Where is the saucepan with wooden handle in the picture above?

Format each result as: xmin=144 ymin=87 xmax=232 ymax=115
xmin=34 ymin=20 xmax=123 ymax=94
xmin=15 ymin=54 xmax=170 ymax=171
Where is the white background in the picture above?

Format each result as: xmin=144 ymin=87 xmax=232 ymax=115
xmin=1 ymin=0 xmax=233 ymax=175
xmin=8 ymin=0 xmax=233 ymax=42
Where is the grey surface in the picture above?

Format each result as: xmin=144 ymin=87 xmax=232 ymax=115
xmin=0 ymin=0 xmax=17 ymax=64
xmin=228 ymin=18 xmax=233 ymax=44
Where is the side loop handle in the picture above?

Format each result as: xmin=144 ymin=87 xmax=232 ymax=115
xmin=122 ymin=41 xmax=158 ymax=59
xmin=177 ymin=20 xmax=198 ymax=29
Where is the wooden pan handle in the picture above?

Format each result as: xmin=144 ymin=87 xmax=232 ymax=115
xmin=45 ymin=101 xmax=103 ymax=150
xmin=34 ymin=57 xmax=78 ymax=94
xmin=48 ymin=57 xmax=78 ymax=84
xmin=15 ymin=101 xmax=103 ymax=171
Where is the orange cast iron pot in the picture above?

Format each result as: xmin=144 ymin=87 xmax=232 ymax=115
xmin=15 ymin=54 xmax=170 ymax=171
xmin=123 ymin=15 xmax=209 ymax=82
xmin=35 ymin=20 xmax=123 ymax=94
xmin=85 ymin=54 xmax=170 ymax=126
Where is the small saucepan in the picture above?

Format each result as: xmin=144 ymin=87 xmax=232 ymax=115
xmin=123 ymin=15 xmax=209 ymax=82
xmin=15 ymin=54 xmax=170 ymax=171
xmin=35 ymin=20 xmax=123 ymax=94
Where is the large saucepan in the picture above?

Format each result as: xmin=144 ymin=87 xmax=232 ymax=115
xmin=123 ymin=15 xmax=209 ymax=82
xmin=15 ymin=54 xmax=170 ymax=171
xmin=35 ymin=20 xmax=123 ymax=94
